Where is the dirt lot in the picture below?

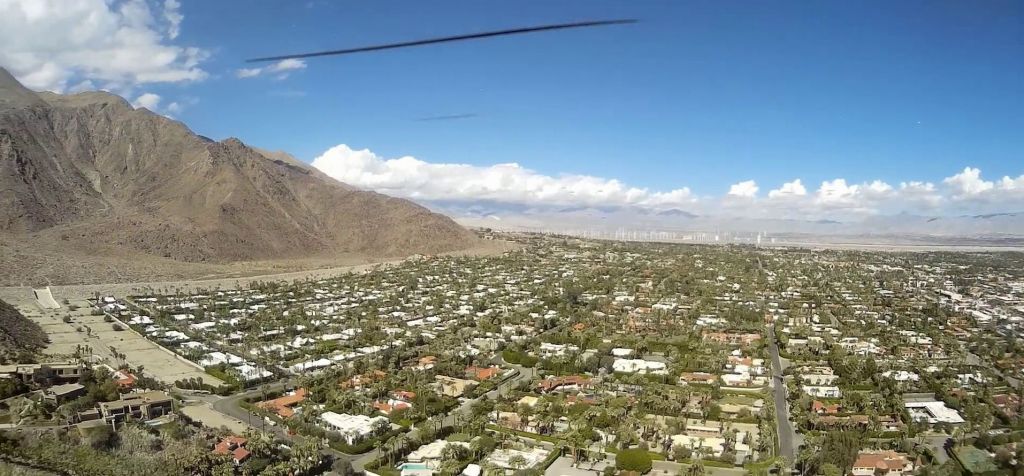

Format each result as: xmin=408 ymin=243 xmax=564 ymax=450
xmin=180 ymin=403 xmax=251 ymax=434
xmin=4 ymin=296 xmax=221 ymax=387
xmin=0 ymin=235 xmax=516 ymax=287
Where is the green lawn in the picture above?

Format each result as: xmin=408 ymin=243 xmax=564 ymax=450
xmin=953 ymin=446 xmax=999 ymax=474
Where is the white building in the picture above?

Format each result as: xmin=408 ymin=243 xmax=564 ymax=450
xmin=612 ymin=358 xmax=667 ymax=375
xmin=320 ymin=412 xmax=389 ymax=444
xmin=905 ymin=401 xmax=965 ymax=424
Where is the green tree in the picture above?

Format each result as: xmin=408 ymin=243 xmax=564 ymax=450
xmin=615 ymin=449 xmax=653 ymax=474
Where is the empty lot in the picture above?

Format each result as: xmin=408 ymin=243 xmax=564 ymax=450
xmin=4 ymin=293 xmax=221 ymax=387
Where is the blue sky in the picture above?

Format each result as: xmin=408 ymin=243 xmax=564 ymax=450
xmin=2 ymin=0 xmax=1022 ymax=217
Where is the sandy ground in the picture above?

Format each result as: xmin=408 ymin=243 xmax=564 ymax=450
xmin=9 ymin=298 xmax=222 ymax=387
xmin=0 ymin=240 xmax=515 ymax=300
xmin=180 ymin=403 xmax=252 ymax=434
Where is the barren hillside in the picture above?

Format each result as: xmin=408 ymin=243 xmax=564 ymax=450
xmin=0 ymin=67 xmax=479 ymax=284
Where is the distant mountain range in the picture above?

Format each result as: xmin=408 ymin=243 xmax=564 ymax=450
xmin=0 ymin=68 xmax=477 ymax=272
xmin=444 ymin=203 xmax=1024 ymax=241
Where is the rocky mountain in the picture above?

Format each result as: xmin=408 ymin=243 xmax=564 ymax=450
xmin=0 ymin=68 xmax=478 ymax=269
xmin=0 ymin=299 xmax=46 ymax=361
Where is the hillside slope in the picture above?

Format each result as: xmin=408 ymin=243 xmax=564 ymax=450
xmin=0 ymin=68 xmax=478 ymax=275
xmin=0 ymin=299 xmax=46 ymax=361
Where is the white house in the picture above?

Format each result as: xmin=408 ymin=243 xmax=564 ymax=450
xmin=320 ymin=412 xmax=389 ymax=444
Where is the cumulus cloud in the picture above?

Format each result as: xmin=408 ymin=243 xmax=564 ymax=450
xmin=311 ymin=144 xmax=696 ymax=209
xmin=943 ymin=166 xmax=1024 ymax=203
xmin=768 ymin=179 xmax=807 ymax=198
xmin=130 ymin=91 xmax=191 ymax=117
xmin=311 ymin=144 xmax=1024 ymax=219
xmin=235 ymin=59 xmax=306 ymax=79
xmin=131 ymin=92 xmax=161 ymax=110
xmin=727 ymin=180 xmax=758 ymax=198
xmin=0 ymin=0 xmax=208 ymax=93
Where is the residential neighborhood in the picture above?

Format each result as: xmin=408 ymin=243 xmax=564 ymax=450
xmin=2 ymin=232 xmax=1024 ymax=476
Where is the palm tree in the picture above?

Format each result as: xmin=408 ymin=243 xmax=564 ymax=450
xmin=509 ymin=454 xmax=528 ymax=472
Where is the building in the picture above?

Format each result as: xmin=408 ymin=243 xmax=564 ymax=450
xmin=679 ymin=372 xmax=718 ymax=385
xmin=485 ymin=447 xmax=550 ymax=471
xmin=435 ymin=375 xmax=476 ymax=397
xmin=320 ymin=412 xmax=388 ymax=444
xmin=851 ymin=450 xmax=914 ymax=476
xmin=905 ymin=401 xmax=965 ymax=425
xmin=0 ymin=362 xmax=84 ymax=385
xmin=42 ymin=383 xmax=86 ymax=404
xmin=112 ymin=370 xmax=137 ymax=389
xmin=256 ymin=388 xmax=308 ymax=419
xmin=612 ymin=358 xmax=667 ymax=374
xmin=802 ymin=386 xmax=842 ymax=399
xmin=704 ymin=332 xmax=761 ymax=346
xmin=99 ymin=391 xmax=173 ymax=423
xmin=465 ymin=365 xmax=501 ymax=381
xmin=537 ymin=375 xmax=592 ymax=393
xmin=213 ymin=436 xmax=251 ymax=465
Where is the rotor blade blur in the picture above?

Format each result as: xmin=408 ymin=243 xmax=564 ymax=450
xmin=246 ymin=19 xmax=637 ymax=63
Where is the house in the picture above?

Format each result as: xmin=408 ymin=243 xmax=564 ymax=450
xmin=905 ymin=401 xmax=965 ymax=425
xmin=42 ymin=383 xmax=86 ymax=404
xmin=612 ymin=358 xmax=667 ymax=374
xmin=320 ymin=412 xmax=389 ymax=445
xmin=851 ymin=450 xmax=914 ymax=476
xmin=811 ymin=401 xmax=841 ymax=415
xmin=802 ymin=386 xmax=842 ymax=399
xmin=99 ymin=391 xmax=173 ymax=423
xmin=466 ymin=365 xmax=501 ymax=381
xmin=704 ymin=332 xmax=761 ymax=346
xmin=406 ymin=439 xmax=471 ymax=466
xmin=992 ymin=394 xmax=1022 ymax=417
xmin=373 ymin=399 xmax=412 ymax=415
xmin=537 ymin=375 xmax=592 ymax=393
xmin=485 ymin=447 xmax=550 ymax=471
xmin=112 ymin=370 xmax=137 ymax=389
xmin=213 ymin=436 xmax=251 ymax=465
xmin=256 ymin=388 xmax=308 ymax=419
xmin=3 ymin=362 xmax=84 ymax=385
xmin=436 ymin=375 xmax=476 ymax=397
xmin=679 ymin=372 xmax=718 ymax=385
xmin=341 ymin=370 xmax=387 ymax=389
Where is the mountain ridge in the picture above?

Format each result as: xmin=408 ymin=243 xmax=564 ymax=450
xmin=0 ymin=68 xmax=478 ymax=277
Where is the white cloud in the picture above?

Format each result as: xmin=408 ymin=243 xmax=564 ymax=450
xmin=311 ymin=144 xmax=696 ymax=209
xmin=131 ymin=92 xmax=161 ymax=110
xmin=768 ymin=179 xmax=807 ymax=198
xmin=236 ymin=68 xmax=263 ymax=78
xmin=941 ymin=167 xmax=1024 ymax=205
xmin=727 ymin=180 xmax=758 ymax=198
xmin=162 ymin=0 xmax=183 ymax=40
xmin=944 ymin=166 xmax=994 ymax=198
xmin=312 ymin=144 xmax=1024 ymax=219
xmin=235 ymin=59 xmax=307 ymax=79
xmin=0 ymin=0 xmax=208 ymax=93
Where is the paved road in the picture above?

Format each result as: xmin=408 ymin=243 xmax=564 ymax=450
xmin=766 ymin=327 xmax=797 ymax=462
